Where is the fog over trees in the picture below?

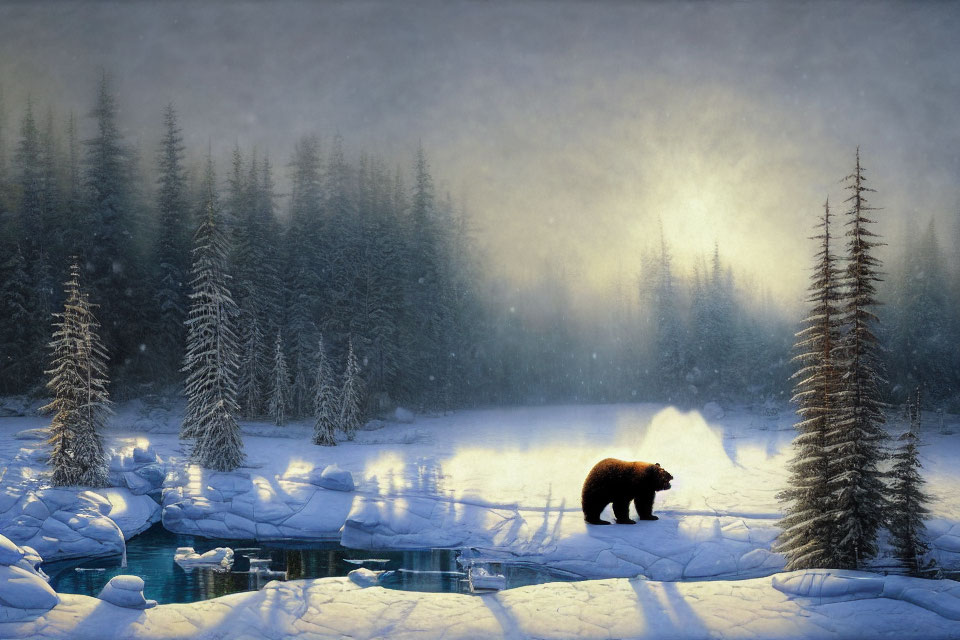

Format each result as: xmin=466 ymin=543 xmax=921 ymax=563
xmin=1 ymin=71 xmax=960 ymax=415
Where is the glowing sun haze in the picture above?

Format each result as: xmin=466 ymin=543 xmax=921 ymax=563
xmin=2 ymin=1 xmax=958 ymax=312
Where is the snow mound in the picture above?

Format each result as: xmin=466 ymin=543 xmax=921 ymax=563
xmin=773 ymin=570 xmax=885 ymax=598
xmin=0 ymin=441 xmax=163 ymax=561
xmin=12 ymin=428 xmax=48 ymax=441
xmin=315 ymin=464 xmax=355 ymax=491
xmin=361 ymin=419 xmax=386 ymax=432
xmin=174 ymin=546 xmax=234 ymax=570
xmin=773 ymin=570 xmax=960 ymax=622
xmin=702 ymin=401 xmax=725 ymax=420
xmin=0 ymin=533 xmax=58 ymax=621
xmin=347 ymin=567 xmax=383 ymax=587
xmin=97 ymin=575 xmax=157 ymax=609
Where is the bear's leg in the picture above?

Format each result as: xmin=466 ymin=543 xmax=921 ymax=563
xmin=613 ymin=499 xmax=635 ymax=524
xmin=582 ymin=499 xmax=611 ymax=525
xmin=634 ymin=490 xmax=658 ymax=521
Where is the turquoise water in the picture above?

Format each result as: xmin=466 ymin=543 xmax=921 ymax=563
xmin=44 ymin=523 xmax=577 ymax=604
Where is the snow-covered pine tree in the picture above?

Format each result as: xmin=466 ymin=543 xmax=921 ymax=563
xmin=776 ymin=198 xmax=842 ymax=569
xmin=44 ymin=262 xmax=111 ymax=487
xmin=268 ymin=329 xmax=291 ymax=426
xmin=313 ymin=336 xmax=337 ymax=446
xmin=888 ymin=387 xmax=933 ymax=576
xmin=829 ymin=148 xmax=889 ymax=569
xmin=181 ymin=156 xmax=245 ymax=471
xmin=339 ymin=337 xmax=364 ymax=440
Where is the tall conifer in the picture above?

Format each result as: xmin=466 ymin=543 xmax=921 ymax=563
xmin=44 ymin=262 xmax=111 ymax=487
xmin=776 ymin=199 xmax=842 ymax=569
xmin=829 ymin=149 xmax=889 ymax=569
xmin=181 ymin=156 xmax=244 ymax=471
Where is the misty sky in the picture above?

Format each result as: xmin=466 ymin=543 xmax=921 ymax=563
xmin=2 ymin=1 xmax=959 ymax=311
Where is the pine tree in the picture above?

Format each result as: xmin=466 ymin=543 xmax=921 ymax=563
xmin=38 ymin=107 xmax=62 ymax=266
xmin=888 ymin=388 xmax=933 ymax=577
xmin=181 ymin=156 xmax=244 ymax=471
xmin=828 ymin=149 xmax=889 ymax=569
xmin=43 ymin=262 xmax=111 ymax=487
xmin=776 ymin=198 xmax=842 ymax=570
xmin=16 ymin=97 xmax=43 ymax=255
xmin=313 ymin=336 xmax=337 ymax=446
xmin=236 ymin=303 xmax=266 ymax=418
xmin=285 ymin=135 xmax=323 ymax=418
xmin=152 ymin=104 xmax=190 ymax=380
xmin=82 ymin=71 xmax=142 ymax=374
xmin=654 ymin=221 xmax=684 ymax=402
xmin=339 ymin=337 xmax=364 ymax=440
xmin=407 ymin=144 xmax=446 ymax=406
xmin=268 ymin=329 xmax=291 ymax=426
xmin=0 ymin=246 xmax=45 ymax=392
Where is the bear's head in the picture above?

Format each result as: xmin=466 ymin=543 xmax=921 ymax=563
xmin=653 ymin=463 xmax=673 ymax=491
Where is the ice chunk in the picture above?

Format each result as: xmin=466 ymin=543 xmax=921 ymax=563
xmin=348 ymin=567 xmax=383 ymax=587
xmin=174 ymin=546 xmax=234 ymax=570
xmin=311 ymin=464 xmax=355 ymax=492
xmin=97 ymin=574 xmax=157 ymax=609
xmin=344 ymin=558 xmax=391 ymax=565
xmin=468 ymin=566 xmax=507 ymax=592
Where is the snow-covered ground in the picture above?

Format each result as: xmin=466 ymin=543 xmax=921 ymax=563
xmin=2 ymin=399 xmax=960 ymax=638
xmin=3 ymin=569 xmax=960 ymax=639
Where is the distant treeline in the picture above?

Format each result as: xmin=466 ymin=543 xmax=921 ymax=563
xmin=0 ymin=73 xmax=481 ymax=415
xmin=0 ymin=73 xmax=957 ymax=410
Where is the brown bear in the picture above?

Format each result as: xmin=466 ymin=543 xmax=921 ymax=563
xmin=581 ymin=458 xmax=673 ymax=525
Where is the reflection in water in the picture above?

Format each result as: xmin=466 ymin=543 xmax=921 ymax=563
xmin=46 ymin=523 xmax=576 ymax=604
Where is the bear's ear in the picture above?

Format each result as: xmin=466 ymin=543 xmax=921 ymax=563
xmin=655 ymin=462 xmax=661 ymax=468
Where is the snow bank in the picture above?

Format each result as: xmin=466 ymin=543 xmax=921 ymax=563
xmin=0 ymin=441 xmax=164 ymax=561
xmin=161 ymin=462 xmax=355 ymax=540
xmin=97 ymin=575 xmax=157 ymax=610
xmin=2 ymin=572 xmax=960 ymax=639
xmin=0 ymin=533 xmax=58 ymax=622
xmin=774 ymin=569 xmax=960 ymax=622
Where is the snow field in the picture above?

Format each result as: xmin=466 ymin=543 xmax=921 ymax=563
xmin=3 ymin=401 xmax=960 ymax=638
xmin=3 ymin=570 xmax=960 ymax=639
